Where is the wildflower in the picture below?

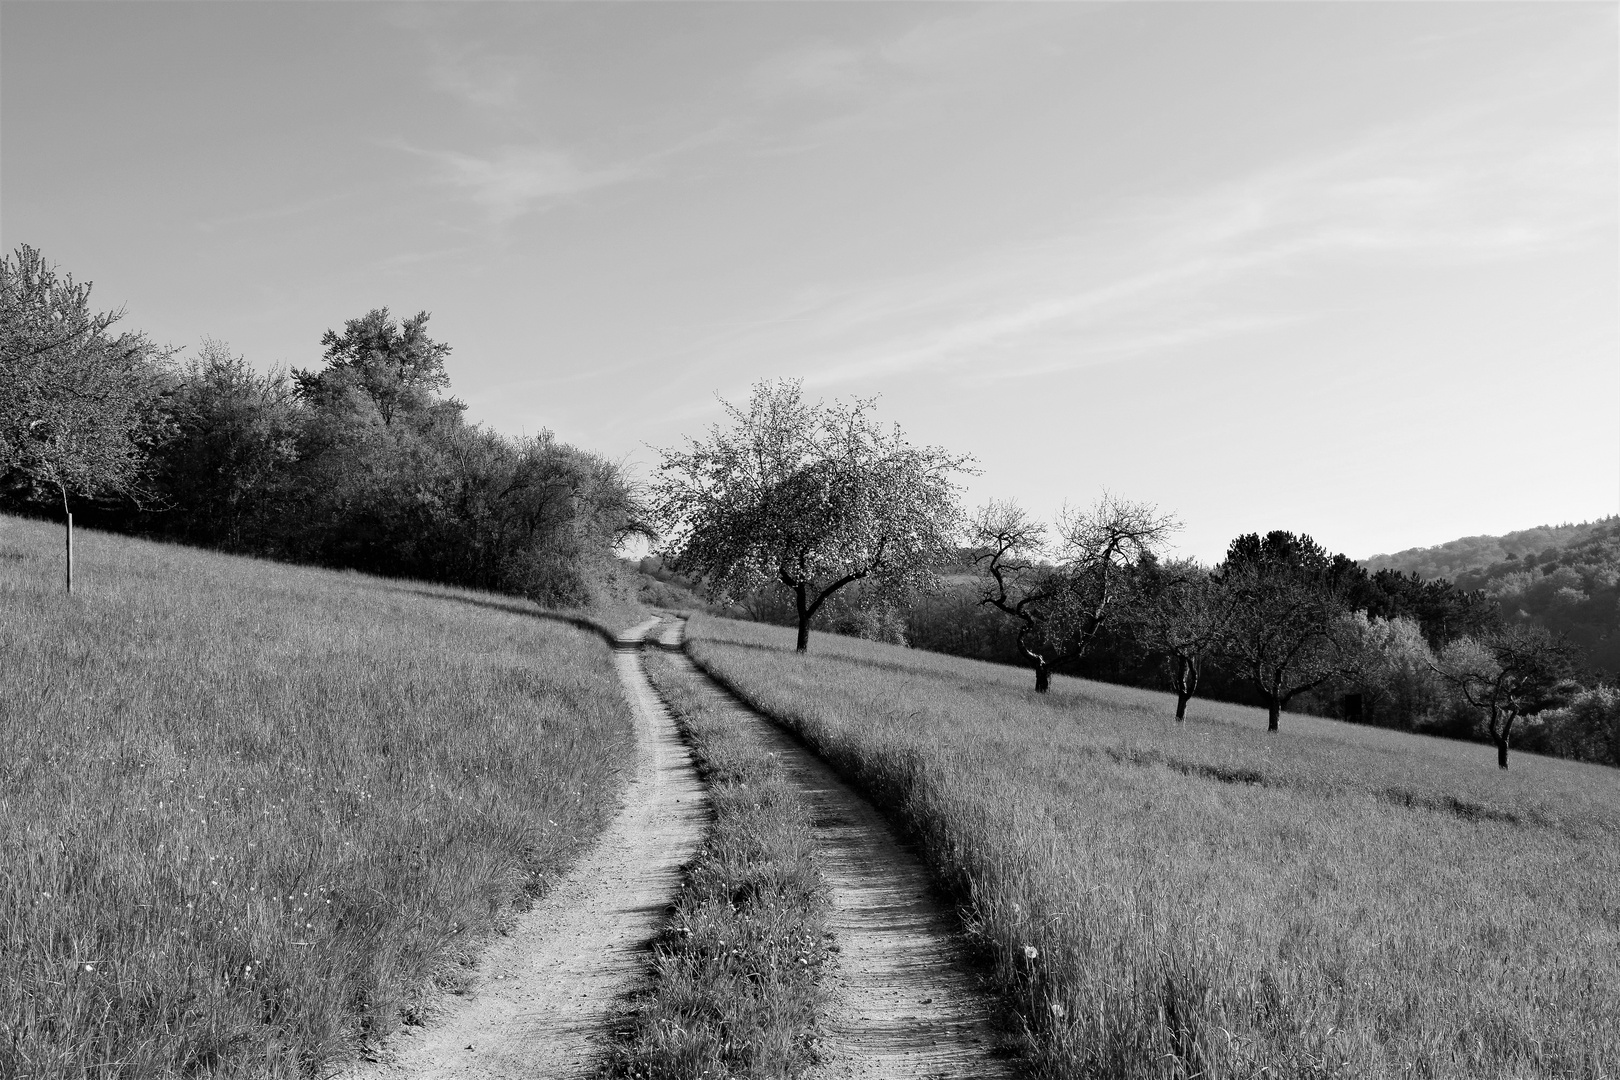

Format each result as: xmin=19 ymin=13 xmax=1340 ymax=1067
xmin=1023 ymin=945 xmax=1039 ymax=961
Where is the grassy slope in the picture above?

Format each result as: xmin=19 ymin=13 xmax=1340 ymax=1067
xmin=608 ymin=650 xmax=830 ymax=1080
xmin=0 ymin=515 xmax=639 ymax=1078
xmin=685 ymin=614 xmax=1620 ymax=1080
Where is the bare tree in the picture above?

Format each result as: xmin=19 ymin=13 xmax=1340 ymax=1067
xmin=1055 ymin=493 xmax=1182 ymax=656
xmin=970 ymin=500 xmax=1063 ymax=690
xmin=1120 ymin=556 xmax=1226 ymax=720
xmin=974 ymin=493 xmax=1178 ymax=692
xmin=654 ymin=379 xmax=972 ymax=653
xmin=1432 ymin=624 xmax=1576 ymax=769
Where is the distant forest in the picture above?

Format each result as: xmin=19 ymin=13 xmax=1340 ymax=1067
xmin=1368 ymin=517 xmax=1620 ymax=675
xmin=1365 ymin=518 xmax=1618 ymax=579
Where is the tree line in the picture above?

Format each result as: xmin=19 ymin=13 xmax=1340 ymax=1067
xmin=653 ymin=380 xmax=1619 ymax=771
xmin=7 ymin=247 xmax=1612 ymax=771
xmin=0 ymin=245 xmax=645 ymax=605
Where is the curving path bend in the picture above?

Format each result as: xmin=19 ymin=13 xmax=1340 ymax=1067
xmin=348 ymin=615 xmax=706 ymax=1080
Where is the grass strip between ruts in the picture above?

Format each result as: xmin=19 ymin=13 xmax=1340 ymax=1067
xmin=606 ymin=649 xmax=831 ymax=1080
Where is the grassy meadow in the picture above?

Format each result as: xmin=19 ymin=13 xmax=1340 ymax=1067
xmin=685 ymin=614 xmax=1620 ymax=1080
xmin=609 ymin=649 xmax=830 ymax=1080
xmin=0 ymin=514 xmax=639 ymax=1077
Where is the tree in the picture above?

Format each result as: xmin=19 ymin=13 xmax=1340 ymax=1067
xmin=973 ymin=493 xmax=1178 ymax=692
xmin=1120 ymin=556 xmax=1225 ymax=719
xmin=1432 ymin=624 xmax=1576 ymax=769
xmin=0 ymin=245 xmax=167 ymax=590
xmin=294 ymin=308 xmax=457 ymax=427
xmin=654 ymin=379 xmax=971 ymax=653
xmin=1534 ymin=685 xmax=1620 ymax=767
xmin=1333 ymin=612 xmax=1446 ymax=730
xmin=969 ymin=501 xmax=1062 ymax=690
xmin=1214 ymin=531 xmax=1355 ymax=732
xmin=150 ymin=340 xmax=302 ymax=552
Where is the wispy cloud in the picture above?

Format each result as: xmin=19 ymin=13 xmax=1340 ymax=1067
xmin=679 ymin=95 xmax=1612 ymax=391
xmin=750 ymin=43 xmax=866 ymax=100
xmin=194 ymin=191 xmax=367 ymax=234
xmin=430 ymin=50 xmax=526 ymax=113
xmin=400 ymin=143 xmax=640 ymax=221
xmin=384 ymin=5 xmax=534 ymax=116
xmin=1154 ymin=110 xmax=1613 ymax=266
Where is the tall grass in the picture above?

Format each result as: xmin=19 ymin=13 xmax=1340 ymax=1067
xmin=608 ymin=649 xmax=830 ymax=1080
xmin=0 ymin=515 xmax=638 ymax=1077
xmin=685 ymin=615 xmax=1620 ymax=1080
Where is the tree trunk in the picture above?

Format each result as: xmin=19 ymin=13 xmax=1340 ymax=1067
xmin=1266 ymin=698 xmax=1280 ymax=732
xmin=794 ymin=582 xmax=810 ymax=653
xmin=1034 ymin=661 xmax=1050 ymax=693
xmin=60 ymin=487 xmax=73 ymax=594
xmin=1495 ymin=713 xmax=1514 ymax=770
xmin=1170 ymin=655 xmax=1198 ymax=721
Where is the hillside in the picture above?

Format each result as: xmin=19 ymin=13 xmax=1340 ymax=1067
xmin=0 ymin=515 xmax=639 ymax=1078
xmin=1364 ymin=517 xmax=1620 ymax=676
xmin=1363 ymin=517 xmax=1618 ymax=580
xmin=685 ymin=614 xmax=1620 ymax=1079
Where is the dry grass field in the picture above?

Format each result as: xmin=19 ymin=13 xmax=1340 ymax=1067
xmin=0 ymin=515 xmax=638 ymax=1078
xmin=685 ymin=614 xmax=1620 ymax=1080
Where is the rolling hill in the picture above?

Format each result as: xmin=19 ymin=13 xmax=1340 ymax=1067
xmin=1363 ymin=517 xmax=1618 ymax=580
xmin=1368 ymin=517 xmax=1620 ymax=676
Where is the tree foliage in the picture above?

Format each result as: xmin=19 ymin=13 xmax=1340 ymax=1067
xmin=295 ymin=308 xmax=458 ymax=427
xmin=1330 ymin=612 xmax=1447 ymax=731
xmin=1528 ymin=684 xmax=1620 ymax=766
xmin=1119 ymin=555 xmax=1225 ymax=719
xmin=148 ymin=339 xmax=302 ymax=550
xmin=0 ymin=244 xmax=168 ymax=514
xmin=1214 ymin=531 xmax=1357 ymax=731
xmin=654 ymin=379 xmax=971 ymax=652
xmin=1432 ymin=624 xmax=1577 ymax=769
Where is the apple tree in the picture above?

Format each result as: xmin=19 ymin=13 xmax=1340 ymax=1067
xmin=653 ymin=379 xmax=972 ymax=653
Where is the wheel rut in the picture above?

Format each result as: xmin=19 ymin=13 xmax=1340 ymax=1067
xmin=348 ymin=615 xmax=706 ymax=1080
xmin=653 ymin=618 xmax=1020 ymax=1080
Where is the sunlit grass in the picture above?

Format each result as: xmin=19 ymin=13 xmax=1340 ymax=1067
xmin=607 ymin=649 xmax=830 ymax=1080
xmin=0 ymin=514 xmax=638 ymax=1078
xmin=685 ymin=614 xmax=1620 ymax=1079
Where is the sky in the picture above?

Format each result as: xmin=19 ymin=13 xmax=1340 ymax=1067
xmin=3 ymin=2 xmax=1615 ymax=563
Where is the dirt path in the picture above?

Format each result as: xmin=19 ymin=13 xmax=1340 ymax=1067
xmin=655 ymin=620 xmax=1020 ymax=1080
xmin=350 ymin=615 xmax=706 ymax=1080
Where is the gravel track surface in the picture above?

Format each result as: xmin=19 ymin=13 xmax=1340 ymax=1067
xmin=348 ymin=615 xmax=706 ymax=1080
xmin=659 ymin=619 xmax=1020 ymax=1080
